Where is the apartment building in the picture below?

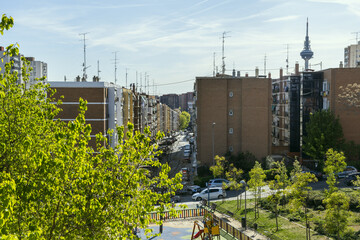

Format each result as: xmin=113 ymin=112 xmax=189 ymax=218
xmin=344 ymin=42 xmax=360 ymax=68
xmin=49 ymin=81 xmax=123 ymax=148
xmin=279 ymin=66 xmax=360 ymax=154
xmin=179 ymin=92 xmax=194 ymax=112
xmin=122 ymin=88 xmax=134 ymax=136
xmin=195 ymin=74 xmax=272 ymax=166
xmin=25 ymin=57 xmax=48 ymax=86
xmin=271 ymin=68 xmax=291 ymax=154
xmin=323 ymin=67 xmax=360 ymax=145
xmin=160 ymin=94 xmax=179 ymax=109
xmin=0 ymin=46 xmax=22 ymax=83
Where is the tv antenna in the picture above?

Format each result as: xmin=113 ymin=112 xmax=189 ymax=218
xmin=221 ymin=31 xmax=231 ymax=75
xmin=112 ymin=51 xmax=119 ymax=84
xmin=79 ymin=32 xmax=90 ymax=81
xmin=286 ymin=44 xmax=289 ymax=75
xmin=125 ymin=68 xmax=128 ymax=89
xmin=213 ymin=52 xmax=216 ymax=76
xmin=97 ymin=60 xmax=101 ymax=79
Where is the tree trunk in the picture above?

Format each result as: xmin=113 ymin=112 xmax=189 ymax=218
xmin=275 ymin=205 xmax=279 ymax=232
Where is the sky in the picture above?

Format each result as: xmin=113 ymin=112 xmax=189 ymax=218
xmin=2 ymin=0 xmax=360 ymax=95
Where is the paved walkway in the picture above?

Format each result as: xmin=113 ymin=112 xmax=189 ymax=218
xmin=211 ymin=210 xmax=268 ymax=240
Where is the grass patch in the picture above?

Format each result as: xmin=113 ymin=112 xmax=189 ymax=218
xmin=216 ymin=198 xmax=329 ymax=240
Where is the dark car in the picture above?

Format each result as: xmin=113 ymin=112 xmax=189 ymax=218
xmin=302 ymin=170 xmax=323 ymax=180
xmin=345 ymin=172 xmax=360 ymax=186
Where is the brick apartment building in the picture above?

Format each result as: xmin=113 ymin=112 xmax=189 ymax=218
xmin=271 ymin=64 xmax=360 ymax=155
xmin=49 ymin=81 xmax=123 ymax=148
xmin=195 ymin=74 xmax=272 ymax=166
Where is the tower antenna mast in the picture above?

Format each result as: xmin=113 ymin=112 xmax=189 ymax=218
xmin=300 ymin=18 xmax=313 ymax=71
xmin=125 ymin=68 xmax=128 ymax=88
xmin=286 ymin=44 xmax=289 ymax=75
xmin=97 ymin=60 xmax=101 ymax=79
xmin=221 ymin=31 xmax=231 ymax=75
xmin=213 ymin=52 xmax=216 ymax=77
xmin=112 ymin=51 xmax=119 ymax=84
xmin=79 ymin=32 xmax=90 ymax=81
xmin=264 ymin=54 xmax=267 ymax=75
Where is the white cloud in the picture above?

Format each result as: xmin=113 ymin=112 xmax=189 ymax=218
xmin=265 ymin=15 xmax=300 ymax=22
xmin=308 ymin=0 xmax=360 ymax=16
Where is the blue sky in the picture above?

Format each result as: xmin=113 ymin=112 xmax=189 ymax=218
xmin=2 ymin=0 xmax=360 ymax=94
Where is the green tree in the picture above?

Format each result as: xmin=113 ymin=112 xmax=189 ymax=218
xmin=267 ymin=160 xmax=289 ymax=231
xmin=303 ymin=110 xmax=344 ymax=170
xmin=179 ymin=111 xmax=190 ymax=130
xmin=226 ymin=164 xmax=244 ymax=209
xmin=322 ymin=149 xmax=349 ymax=239
xmin=0 ymin=15 xmax=182 ymax=239
xmin=209 ymin=155 xmax=226 ymax=178
xmin=248 ymin=161 xmax=266 ymax=219
xmin=288 ymin=160 xmax=317 ymax=240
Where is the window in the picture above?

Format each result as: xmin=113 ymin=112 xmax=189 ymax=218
xmin=229 ymin=128 xmax=233 ymax=134
xmin=229 ymin=146 xmax=233 ymax=152
xmin=229 ymin=109 xmax=233 ymax=116
xmin=229 ymin=91 xmax=233 ymax=97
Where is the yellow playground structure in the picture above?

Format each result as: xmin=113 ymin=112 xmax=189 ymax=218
xmin=191 ymin=212 xmax=220 ymax=240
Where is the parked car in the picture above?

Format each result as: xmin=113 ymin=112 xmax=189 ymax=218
xmin=187 ymin=185 xmax=201 ymax=194
xmin=171 ymin=195 xmax=181 ymax=203
xmin=192 ymin=187 xmax=226 ymax=201
xmin=337 ymin=166 xmax=358 ymax=178
xmin=206 ymin=178 xmax=230 ymax=188
xmin=345 ymin=172 xmax=360 ymax=186
xmin=301 ymin=170 xmax=323 ymax=180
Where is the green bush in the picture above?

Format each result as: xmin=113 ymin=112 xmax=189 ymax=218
xmin=194 ymin=175 xmax=212 ymax=188
xmin=197 ymin=165 xmax=212 ymax=177
xmin=306 ymin=191 xmax=325 ymax=209
xmin=264 ymin=169 xmax=277 ymax=181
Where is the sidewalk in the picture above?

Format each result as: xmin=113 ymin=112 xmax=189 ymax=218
xmin=211 ymin=209 xmax=269 ymax=240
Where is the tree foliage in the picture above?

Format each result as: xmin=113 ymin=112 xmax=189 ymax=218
xmin=267 ymin=160 xmax=289 ymax=231
xmin=179 ymin=111 xmax=190 ymax=130
xmin=303 ymin=110 xmax=344 ymax=169
xmin=209 ymin=155 xmax=226 ymax=178
xmin=323 ymin=149 xmax=349 ymax=239
xmin=288 ymin=160 xmax=317 ymax=240
xmin=248 ymin=161 xmax=266 ymax=219
xmin=0 ymin=15 xmax=182 ymax=239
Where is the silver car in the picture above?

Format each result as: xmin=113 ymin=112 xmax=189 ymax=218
xmin=192 ymin=187 xmax=226 ymax=201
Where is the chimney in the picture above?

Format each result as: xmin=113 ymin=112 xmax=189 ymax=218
xmin=255 ymin=67 xmax=259 ymax=77
xmin=232 ymin=69 xmax=236 ymax=77
xmin=245 ymin=73 xmax=249 ymax=77
xmin=237 ymin=71 xmax=240 ymax=77
xmin=268 ymin=72 xmax=271 ymax=79
xmin=339 ymin=61 xmax=344 ymax=68
xmin=279 ymin=68 xmax=283 ymax=80
xmin=295 ymin=62 xmax=299 ymax=75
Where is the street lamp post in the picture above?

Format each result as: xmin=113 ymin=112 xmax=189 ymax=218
xmin=212 ymin=122 xmax=216 ymax=165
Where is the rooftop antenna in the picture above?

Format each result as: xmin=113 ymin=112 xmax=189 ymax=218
xmin=140 ymin=72 xmax=142 ymax=93
xmin=153 ymin=79 xmax=155 ymax=96
xmin=147 ymin=74 xmax=150 ymax=95
xmin=213 ymin=52 xmax=216 ymax=77
xmin=125 ymin=68 xmax=128 ymax=88
xmin=221 ymin=31 xmax=231 ymax=75
xmin=264 ymin=54 xmax=267 ymax=75
xmin=144 ymin=72 xmax=147 ymax=94
xmin=286 ymin=44 xmax=289 ymax=75
xmin=136 ymin=71 xmax=138 ymax=91
xmin=112 ymin=51 xmax=119 ymax=84
xmin=79 ymin=32 xmax=90 ymax=81
xmin=97 ymin=60 xmax=101 ymax=79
